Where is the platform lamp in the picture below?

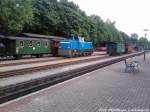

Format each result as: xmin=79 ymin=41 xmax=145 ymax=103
xmin=143 ymin=29 xmax=149 ymax=38
xmin=143 ymin=29 xmax=149 ymax=61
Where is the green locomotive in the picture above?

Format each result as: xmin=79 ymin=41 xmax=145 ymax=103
xmin=0 ymin=34 xmax=51 ymax=59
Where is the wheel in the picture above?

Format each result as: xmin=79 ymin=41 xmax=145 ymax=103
xmin=36 ymin=54 xmax=40 ymax=58
xmin=14 ymin=55 xmax=21 ymax=60
xmin=36 ymin=54 xmax=43 ymax=58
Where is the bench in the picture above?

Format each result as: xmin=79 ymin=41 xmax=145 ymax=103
xmin=124 ymin=59 xmax=139 ymax=72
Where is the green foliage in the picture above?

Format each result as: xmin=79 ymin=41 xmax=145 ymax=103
xmin=34 ymin=0 xmax=60 ymax=34
xmin=129 ymin=33 xmax=139 ymax=44
xmin=0 ymin=0 xmax=33 ymax=35
xmin=138 ymin=37 xmax=149 ymax=49
xmin=1 ymin=0 xmax=134 ymax=47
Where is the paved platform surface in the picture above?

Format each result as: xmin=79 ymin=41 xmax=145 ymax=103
xmin=0 ymin=53 xmax=149 ymax=112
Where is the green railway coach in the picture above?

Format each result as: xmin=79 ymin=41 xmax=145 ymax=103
xmin=0 ymin=36 xmax=51 ymax=59
xmin=107 ymin=42 xmax=125 ymax=56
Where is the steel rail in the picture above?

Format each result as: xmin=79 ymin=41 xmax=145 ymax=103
xmin=0 ymin=56 xmax=108 ymax=78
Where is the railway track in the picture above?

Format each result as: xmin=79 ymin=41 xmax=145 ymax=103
xmin=0 ymin=52 xmax=144 ymax=104
xmin=0 ymin=52 xmax=103 ymax=67
xmin=0 ymin=55 xmax=108 ymax=78
xmin=0 ymin=57 xmax=63 ymax=67
xmin=0 ymin=55 xmax=52 ymax=62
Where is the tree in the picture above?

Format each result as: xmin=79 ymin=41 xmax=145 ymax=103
xmin=0 ymin=0 xmax=130 ymax=47
xmin=0 ymin=0 xmax=33 ymax=35
xmin=120 ymin=31 xmax=130 ymax=42
xmin=24 ymin=0 xmax=60 ymax=35
xmin=129 ymin=33 xmax=138 ymax=45
xmin=138 ymin=37 xmax=148 ymax=49
xmin=58 ymin=0 xmax=87 ymax=36
xmin=131 ymin=33 xmax=138 ymax=39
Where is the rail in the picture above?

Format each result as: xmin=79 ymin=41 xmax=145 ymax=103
xmin=0 ymin=56 xmax=108 ymax=78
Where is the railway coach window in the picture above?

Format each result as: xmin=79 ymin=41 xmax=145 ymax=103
xmin=19 ymin=41 xmax=24 ymax=47
xmin=29 ymin=41 xmax=33 ymax=47
xmin=37 ymin=42 xmax=41 ymax=47
xmin=45 ymin=42 xmax=48 ymax=47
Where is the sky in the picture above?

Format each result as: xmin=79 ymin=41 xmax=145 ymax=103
xmin=69 ymin=0 xmax=150 ymax=39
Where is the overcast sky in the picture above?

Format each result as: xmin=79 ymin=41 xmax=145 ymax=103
xmin=69 ymin=0 xmax=150 ymax=39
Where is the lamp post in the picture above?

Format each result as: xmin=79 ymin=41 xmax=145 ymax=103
xmin=143 ymin=29 xmax=149 ymax=37
xmin=143 ymin=29 xmax=149 ymax=61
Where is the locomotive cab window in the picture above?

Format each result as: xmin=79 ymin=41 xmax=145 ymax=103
xmin=19 ymin=41 xmax=24 ymax=47
xmin=29 ymin=41 xmax=33 ymax=47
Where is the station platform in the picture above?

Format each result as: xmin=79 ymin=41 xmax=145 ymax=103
xmin=0 ymin=53 xmax=149 ymax=112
